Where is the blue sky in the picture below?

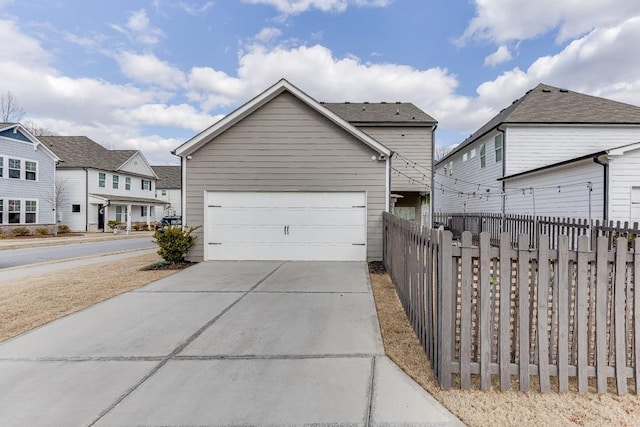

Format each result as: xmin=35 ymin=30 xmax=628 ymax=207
xmin=1 ymin=0 xmax=640 ymax=164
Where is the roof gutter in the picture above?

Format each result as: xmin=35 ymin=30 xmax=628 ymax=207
xmin=593 ymin=154 xmax=608 ymax=222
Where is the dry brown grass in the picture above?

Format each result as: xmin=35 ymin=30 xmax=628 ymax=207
xmin=370 ymin=272 xmax=640 ymax=427
xmin=0 ymin=253 xmax=176 ymax=343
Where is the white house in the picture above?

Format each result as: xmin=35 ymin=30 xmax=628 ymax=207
xmin=41 ymin=136 xmax=165 ymax=232
xmin=152 ymin=165 xmax=181 ymax=220
xmin=0 ymin=123 xmax=60 ymax=234
xmin=434 ymin=84 xmax=640 ymax=224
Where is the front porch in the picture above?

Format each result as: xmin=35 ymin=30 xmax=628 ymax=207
xmin=89 ymin=194 xmax=167 ymax=232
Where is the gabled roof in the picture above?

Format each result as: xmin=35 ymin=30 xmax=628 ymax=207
xmin=40 ymin=135 xmax=155 ymax=177
xmin=322 ymin=102 xmax=437 ymax=125
xmin=152 ymin=165 xmax=181 ymax=189
xmin=0 ymin=123 xmax=60 ymax=161
xmin=174 ymin=79 xmax=391 ymax=157
xmin=438 ymin=83 xmax=640 ymax=164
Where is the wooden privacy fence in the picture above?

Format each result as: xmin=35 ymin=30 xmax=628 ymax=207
xmin=433 ymin=212 xmax=640 ymax=250
xmin=383 ymin=212 xmax=640 ymax=395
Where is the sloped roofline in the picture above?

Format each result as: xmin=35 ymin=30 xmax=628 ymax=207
xmin=0 ymin=123 xmax=60 ymax=162
xmin=173 ymin=78 xmax=392 ymax=157
xmin=117 ymin=151 xmax=159 ymax=179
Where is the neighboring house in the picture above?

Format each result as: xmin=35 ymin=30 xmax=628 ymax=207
xmin=41 ymin=136 xmax=165 ymax=232
xmin=434 ymin=83 xmax=640 ymax=223
xmin=0 ymin=123 xmax=60 ymax=234
xmin=323 ymin=102 xmax=436 ymax=224
xmin=152 ymin=165 xmax=181 ymax=219
xmin=173 ymin=79 xmax=434 ymax=262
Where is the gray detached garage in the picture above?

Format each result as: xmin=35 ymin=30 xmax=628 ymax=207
xmin=173 ymin=79 xmax=391 ymax=262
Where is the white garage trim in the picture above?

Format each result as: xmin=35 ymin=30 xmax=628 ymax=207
xmin=204 ymin=191 xmax=367 ymax=261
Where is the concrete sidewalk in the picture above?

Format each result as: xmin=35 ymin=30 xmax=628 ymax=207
xmin=0 ymin=231 xmax=154 ymax=251
xmin=0 ymin=261 xmax=464 ymax=426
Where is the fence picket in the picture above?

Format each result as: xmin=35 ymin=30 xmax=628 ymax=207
xmin=635 ymin=238 xmax=640 ymax=395
xmin=596 ymin=236 xmax=609 ymax=393
xmin=499 ymin=233 xmax=512 ymax=391
xmin=460 ymin=231 xmax=472 ymax=389
xmin=557 ymin=235 xmax=569 ymax=392
xmin=518 ymin=234 xmax=530 ymax=391
xmin=439 ymin=231 xmax=453 ymax=389
xmin=537 ymin=234 xmax=551 ymax=392
xmin=615 ymin=237 xmax=628 ymax=395
xmin=480 ymin=232 xmax=492 ymax=390
xmin=577 ymin=236 xmax=589 ymax=392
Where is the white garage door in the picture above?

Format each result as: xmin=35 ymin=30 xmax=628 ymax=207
xmin=206 ymin=192 xmax=367 ymax=261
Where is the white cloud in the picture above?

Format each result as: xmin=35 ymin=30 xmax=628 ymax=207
xmin=254 ymin=27 xmax=282 ymax=43
xmin=460 ymin=0 xmax=640 ymax=44
xmin=484 ymin=45 xmax=512 ymax=67
xmin=241 ymin=0 xmax=391 ymax=15
xmin=113 ymin=103 xmax=222 ymax=131
xmin=179 ymin=1 xmax=215 ymax=15
xmin=111 ymin=9 xmax=164 ymax=45
xmin=116 ymin=52 xmax=186 ymax=89
xmin=0 ymin=20 xmax=51 ymax=65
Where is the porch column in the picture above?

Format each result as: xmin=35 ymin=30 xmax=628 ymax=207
xmin=103 ymin=205 xmax=109 ymax=233
xmin=146 ymin=205 xmax=151 ymax=227
xmin=126 ymin=204 xmax=132 ymax=233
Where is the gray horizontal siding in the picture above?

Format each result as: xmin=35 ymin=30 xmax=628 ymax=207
xmin=359 ymin=126 xmax=432 ymax=192
xmin=186 ymin=92 xmax=387 ymax=261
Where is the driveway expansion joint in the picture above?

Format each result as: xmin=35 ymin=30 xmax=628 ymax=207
xmin=173 ymin=354 xmax=380 ymax=361
xmin=365 ymin=356 xmax=376 ymax=427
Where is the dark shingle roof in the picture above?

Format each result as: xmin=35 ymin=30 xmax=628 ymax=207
xmin=152 ymin=166 xmax=181 ymax=189
xmin=440 ymin=83 xmax=640 ymax=164
xmin=322 ymin=102 xmax=437 ymax=125
xmin=40 ymin=135 xmax=140 ymax=172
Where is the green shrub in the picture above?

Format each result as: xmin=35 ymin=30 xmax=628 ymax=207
xmin=35 ymin=227 xmax=50 ymax=236
xmin=107 ymin=220 xmax=121 ymax=231
xmin=153 ymin=225 xmax=199 ymax=263
xmin=57 ymin=224 xmax=70 ymax=234
xmin=11 ymin=227 xmax=31 ymax=237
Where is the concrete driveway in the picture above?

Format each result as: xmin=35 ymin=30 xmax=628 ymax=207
xmin=0 ymin=261 xmax=463 ymax=426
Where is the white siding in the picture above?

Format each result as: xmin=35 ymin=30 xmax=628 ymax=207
xmin=504 ymin=159 xmax=604 ymax=220
xmin=87 ymin=169 xmax=156 ymax=199
xmin=56 ymin=169 xmax=88 ymax=231
xmin=185 ymin=92 xmax=387 ymax=261
xmin=434 ymin=131 xmax=503 ymax=213
xmin=608 ymin=148 xmax=640 ymax=223
xmin=155 ymin=188 xmax=181 ymax=220
xmin=118 ymin=152 xmax=156 ymax=177
xmin=506 ymin=126 xmax=640 ymax=175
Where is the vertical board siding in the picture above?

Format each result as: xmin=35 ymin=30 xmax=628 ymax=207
xmin=185 ymin=92 xmax=387 ymax=261
xmin=384 ymin=213 xmax=639 ymax=395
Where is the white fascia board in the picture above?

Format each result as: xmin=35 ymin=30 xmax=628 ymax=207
xmin=607 ymin=141 xmax=640 ymax=157
xmin=117 ymin=151 xmax=159 ymax=179
xmin=0 ymin=123 xmax=61 ymax=162
xmin=173 ymin=79 xmax=391 ymax=158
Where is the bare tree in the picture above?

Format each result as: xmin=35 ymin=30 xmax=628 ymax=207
xmin=434 ymin=144 xmax=457 ymax=161
xmin=0 ymin=91 xmax=26 ymax=122
xmin=44 ymin=179 xmax=69 ymax=234
xmin=23 ymin=120 xmax=58 ymax=136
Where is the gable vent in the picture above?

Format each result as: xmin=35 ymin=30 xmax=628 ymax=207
xmin=542 ymin=89 xmax=551 ymax=93
xmin=559 ymin=89 xmax=569 ymax=93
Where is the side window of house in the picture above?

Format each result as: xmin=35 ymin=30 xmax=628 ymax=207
xmin=72 ymin=204 xmax=81 ymax=213
xmin=25 ymin=200 xmax=36 ymax=223
xmin=113 ymin=175 xmax=119 ymax=189
xmin=125 ymin=177 xmax=131 ymax=190
xmin=142 ymin=179 xmax=151 ymax=190
xmin=495 ymin=134 xmax=503 ymax=162
xmin=8 ymin=199 xmax=20 ymax=223
xmin=448 ymin=161 xmax=453 ymax=176
xmin=9 ymin=158 xmax=20 ymax=179
xmin=141 ymin=206 xmax=147 ymax=216
xmin=0 ymin=199 xmax=4 ymax=223
xmin=25 ymin=161 xmax=37 ymax=180
xmin=161 ymin=189 xmax=167 ymax=196
xmin=0 ymin=156 xmax=4 ymax=177
xmin=115 ymin=206 xmax=123 ymax=222
xmin=480 ymin=143 xmax=486 ymax=168
xmin=99 ymin=172 xmax=106 ymax=188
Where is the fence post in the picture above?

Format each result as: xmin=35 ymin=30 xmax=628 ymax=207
xmin=518 ymin=233 xmax=531 ymax=392
xmin=595 ymin=236 xmax=608 ymax=393
xmin=614 ymin=236 xmax=628 ymax=395
xmin=537 ymin=234 xmax=551 ymax=392
xmin=438 ymin=230 xmax=453 ymax=389
xmin=576 ymin=235 xmax=589 ymax=392
xmin=479 ymin=232 xmax=492 ymax=390
xmin=499 ymin=232 xmax=512 ymax=391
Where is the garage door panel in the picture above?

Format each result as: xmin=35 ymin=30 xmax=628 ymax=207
xmin=208 ymin=208 xmax=365 ymax=226
xmin=206 ymin=191 xmax=367 ymax=261
xmin=207 ymin=243 xmax=366 ymax=261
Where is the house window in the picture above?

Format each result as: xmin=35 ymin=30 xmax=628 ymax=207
xmin=25 ymin=161 xmax=37 ymax=180
xmin=470 ymin=148 xmax=476 ymax=159
xmin=125 ymin=177 xmax=131 ymax=190
xmin=25 ymin=200 xmax=36 ymax=223
xmin=141 ymin=206 xmax=147 ymax=217
xmin=0 ymin=156 xmax=3 ymax=177
xmin=142 ymin=179 xmax=151 ymax=190
xmin=8 ymin=199 xmax=20 ymax=223
xmin=480 ymin=143 xmax=486 ymax=168
xmin=448 ymin=161 xmax=453 ymax=176
xmin=115 ymin=206 xmax=123 ymax=222
xmin=112 ymin=175 xmax=119 ymax=189
xmin=72 ymin=204 xmax=81 ymax=213
xmin=8 ymin=158 xmax=20 ymax=179
xmin=98 ymin=172 xmax=106 ymax=188
xmin=495 ymin=134 xmax=503 ymax=162
xmin=161 ymin=189 xmax=167 ymax=196
xmin=462 ymin=153 xmax=468 ymax=162
xmin=0 ymin=199 xmax=3 ymax=223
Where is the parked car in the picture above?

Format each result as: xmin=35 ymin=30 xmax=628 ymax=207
xmin=156 ymin=216 xmax=182 ymax=233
